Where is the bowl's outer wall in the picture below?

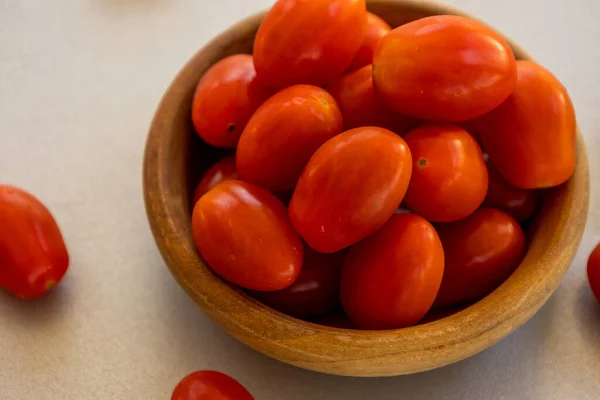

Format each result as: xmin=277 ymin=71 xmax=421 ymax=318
xmin=143 ymin=0 xmax=590 ymax=376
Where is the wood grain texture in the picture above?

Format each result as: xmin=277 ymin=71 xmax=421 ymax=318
xmin=142 ymin=0 xmax=589 ymax=377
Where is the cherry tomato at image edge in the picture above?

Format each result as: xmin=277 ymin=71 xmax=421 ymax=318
xmin=171 ymin=370 xmax=254 ymax=400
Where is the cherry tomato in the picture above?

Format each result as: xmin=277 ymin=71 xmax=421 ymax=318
xmin=252 ymin=246 xmax=345 ymax=319
xmin=470 ymin=60 xmax=576 ymax=189
xmin=483 ymin=160 xmax=539 ymax=222
xmin=237 ymin=85 xmax=343 ymax=191
xmin=340 ymin=213 xmax=444 ymax=329
xmin=0 ymin=185 xmax=69 ymax=299
xmin=192 ymin=155 xmax=238 ymax=204
xmin=325 ymin=65 xmax=416 ymax=134
xmin=192 ymin=180 xmax=303 ymax=291
xmin=434 ymin=208 xmax=526 ymax=308
xmin=253 ymin=0 xmax=367 ymax=90
xmin=373 ymin=15 xmax=517 ymax=122
xmin=191 ymin=54 xmax=270 ymax=148
xmin=171 ymin=370 xmax=253 ymax=400
xmin=588 ymin=243 xmax=600 ymax=303
xmin=403 ymin=124 xmax=488 ymax=222
xmin=347 ymin=12 xmax=391 ymax=71
xmin=289 ymin=127 xmax=412 ymax=253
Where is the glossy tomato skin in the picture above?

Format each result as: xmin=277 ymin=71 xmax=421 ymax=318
xmin=484 ymin=161 xmax=539 ymax=222
xmin=588 ymin=243 xmax=600 ymax=303
xmin=347 ymin=12 xmax=391 ymax=71
xmin=252 ymin=246 xmax=345 ymax=319
xmin=191 ymin=54 xmax=270 ymax=148
xmin=373 ymin=15 xmax=517 ymax=122
xmin=192 ymin=180 xmax=303 ymax=291
xmin=171 ymin=370 xmax=254 ymax=400
xmin=0 ymin=185 xmax=69 ymax=299
xmin=289 ymin=127 xmax=412 ymax=253
xmin=237 ymin=85 xmax=343 ymax=191
xmin=253 ymin=0 xmax=367 ymax=90
xmin=340 ymin=213 xmax=444 ymax=329
xmin=403 ymin=124 xmax=488 ymax=222
xmin=192 ymin=155 xmax=238 ymax=204
xmin=434 ymin=208 xmax=526 ymax=308
xmin=325 ymin=65 xmax=416 ymax=134
xmin=471 ymin=60 xmax=576 ymax=189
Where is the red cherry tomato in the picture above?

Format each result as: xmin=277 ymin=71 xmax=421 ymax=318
xmin=171 ymin=370 xmax=253 ymax=400
xmin=191 ymin=54 xmax=270 ymax=148
xmin=483 ymin=160 xmax=539 ymax=222
xmin=237 ymin=85 xmax=343 ymax=191
xmin=253 ymin=0 xmax=367 ymax=90
xmin=0 ymin=185 xmax=69 ymax=299
xmin=588 ymin=243 xmax=600 ymax=303
xmin=470 ymin=60 xmax=576 ymax=189
xmin=347 ymin=12 xmax=391 ymax=71
xmin=325 ymin=65 xmax=416 ymax=134
xmin=192 ymin=155 xmax=238 ymax=204
xmin=340 ymin=213 xmax=444 ymax=329
xmin=434 ymin=208 xmax=526 ymax=308
xmin=403 ymin=124 xmax=488 ymax=222
xmin=373 ymin=15 xmax=517 ymax=122
xmin=289 ymin=127 xmax=412 ymax=253
xmin=192 ymin=180 xmax=303 ymax=291
xmin=252 ymin=246 xmax=345 ymax=319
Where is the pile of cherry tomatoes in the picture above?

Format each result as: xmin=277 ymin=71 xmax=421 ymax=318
xmin=190 ymin=0 xmax=577 ymax=333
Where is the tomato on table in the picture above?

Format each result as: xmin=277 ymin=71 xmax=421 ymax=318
xmin=373 ymin=15 xmax=517 ymax=122
xmin=588 ymin=243 xmax=600 ymax=303
xmin=470 ymin=60 xmax=576 ymax=189
xmin=172 ymin=370 xmax=254 ymax=400
xmin=192 ymin=155 xmax=238 ymax=204
xmin=325 ymin=65 xmax=416 ymax=134
xmin=192 ymin=180 xmax=303 ymax=291
xmin=346 ymin=12 xmax=391 ymax=71
xmin=434 ymin=208 xmax=526 ymax=308
xmin=483 ymin=160 xmax=539 ymax=222
xmin=0 ymin=185 xmax=69 ymax=299
xmin=340 ymin=213 xmax=444 ymax=329
xmin=252 ymin=246 xmax=345 ymax=319
xmin=403 ymin=124 xmax=488 ymax=222
xmin=253 ymin=0 xmax=367 ymax=90
xmin=237 ymin=85 xmax=343 ymax=191
xmin=289 ymin=127 xmax=412 ymax=253
xmin=191 ymin=54 xmax=270 ymax=148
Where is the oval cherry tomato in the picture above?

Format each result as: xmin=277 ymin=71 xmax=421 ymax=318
xmin=347 ymin=12 xmax=391 ymax=71
xmin=0 ymin=185 xmax=69 ymax=299
xmin=434 ymin=208 xmax=526 ymax=308
xmin=191 ymin=54 xmax=270 ymax=148
xmin=237 ymin=85 xmax=343 ymax=191
xmin=289 ymin=127 xmax=412 ymax=253
xmin=403 ymin=124 xmax=488 ymax=222
xmin=373 ymin=15 xmax=517 ymax=122
xmin=340 ymin=213 xmax=444 ymax=329
xmin=470 ymin=60 xmax=576 ymax=189
xmin=192 ymin=155 xmax=238 ymax=204
xmin=252 ymin=246 xmax=345 ymax=319
xmin=484 ymin=160 xmax=539 ymax=222
xmin=253 ymin=0 xmax=367 ymax=90
xmin=172 ymin=370 xmax=254 ymax=400
xmin=192 ymin=180 xmax=303 ymax=291
xmin=588 ymin=243 xmax=600 ymax=303
xmin=325 ymin=65 xmax=416 ymax=134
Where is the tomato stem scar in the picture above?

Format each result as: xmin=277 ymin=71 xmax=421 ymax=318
xmin=418 ymin=158 xmax=427 ymax=167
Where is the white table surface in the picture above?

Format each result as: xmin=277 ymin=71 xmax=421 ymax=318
xmin=1 ymin=1 xmax=599 ymax=399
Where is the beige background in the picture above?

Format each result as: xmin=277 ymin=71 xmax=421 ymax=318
xmin=1 ymin=0 xmax=599 ymax=399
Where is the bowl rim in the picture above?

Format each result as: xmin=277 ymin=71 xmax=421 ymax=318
xmin=143 ymin=0 xmax=590 ymax=377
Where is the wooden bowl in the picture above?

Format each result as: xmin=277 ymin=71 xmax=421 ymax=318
xmin=143 ymin=0 xmax=589 ymax=377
